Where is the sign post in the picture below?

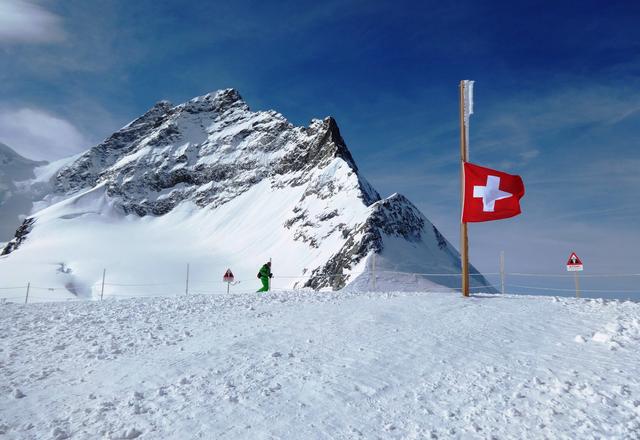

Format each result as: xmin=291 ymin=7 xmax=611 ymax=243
xmin=223 ymin=269 xmax=235 ymax=294
xmin=500 ymin=251 xmax=505 ymax=294
xmin=185 ymin=263 xmax=190 ymax=295
xmin=566 ymin=252 xmax=583 ymax=298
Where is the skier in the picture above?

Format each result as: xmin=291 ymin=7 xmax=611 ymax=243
xmin=256 ymin=261 xmax=273 ymax=292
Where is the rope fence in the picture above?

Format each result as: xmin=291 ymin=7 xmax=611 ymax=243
xmin=507 ymin=284 xmax=640 ymax=294
xmin=508 ymin=272 xmax=640 ymax=278
xmin=0 ymin=269 xmax=638 ymax=304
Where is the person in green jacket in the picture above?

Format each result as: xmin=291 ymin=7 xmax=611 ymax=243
xmin=257 ymin=261 xmax=273 ymax=292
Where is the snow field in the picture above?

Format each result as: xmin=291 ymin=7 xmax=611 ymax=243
xmin=0 ymin=171 xmax=488 ymax=301
xmin=1 ymin=291 xmax=640 ymax=439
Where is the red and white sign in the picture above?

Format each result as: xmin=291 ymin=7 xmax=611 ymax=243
xmin=462 ymin=162 xmax=525 ymax=223
xmin=566 ymin=252 xmax=583 ymax=271
xmin=223 ymin=269 xmax=235 ymax=282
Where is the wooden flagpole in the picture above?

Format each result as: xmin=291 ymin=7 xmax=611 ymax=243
xmin=459 ymin=81 xmax=470 ymax=297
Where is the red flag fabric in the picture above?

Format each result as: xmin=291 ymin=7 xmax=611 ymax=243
xmin=462 ymin=162 xmax=525 ymax=223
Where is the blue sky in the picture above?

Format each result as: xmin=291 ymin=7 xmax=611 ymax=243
xmin=1 ymin=0 xmax=639 ymax=297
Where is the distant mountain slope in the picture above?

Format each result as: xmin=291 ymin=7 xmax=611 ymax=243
xmin=0 ymin=142 xmax=47 ymax=242
xmin=0 ymin=90 xmax=492 ymax=297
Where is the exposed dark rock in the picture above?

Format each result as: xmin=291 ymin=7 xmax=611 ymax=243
xmin=433 ymin=225 xmax=448 ymax=250
xmin=1 ymin=217 xmax=36 ymax=255
xmin=304 ymin=194 xmax=422 ymax=290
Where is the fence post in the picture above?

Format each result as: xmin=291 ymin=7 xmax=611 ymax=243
xmin=185 ymin=263 xmax=190 ymax=295
xmin=371 ymin=253 xmax=376 ymax=291
xmin=100 ymin=269 xmax=106 ymax=301
xmin=24 ymin=282 xmax=30 ymax=304
xmin=500 ymin=251 xmax=505 ymax=294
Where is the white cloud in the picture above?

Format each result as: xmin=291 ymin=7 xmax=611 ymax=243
xmin=0 ymin=107 xmax=87 ymax=161
xmin=0 ymin=0 xmax=66 ymax=44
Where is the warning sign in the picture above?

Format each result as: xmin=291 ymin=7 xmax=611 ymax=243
xmin=566 ymin=252 xmax=583 ymax=272
xmin=223 ymin=269 xmax=235 ymax=282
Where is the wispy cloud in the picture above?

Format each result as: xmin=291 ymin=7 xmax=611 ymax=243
xmin=473 ymin=82 xmax=640 ymax=159
xmin=0 ymin=107 xmax=87 ymax=161
xmin=0 ymin=0 xmax=66 ymax=44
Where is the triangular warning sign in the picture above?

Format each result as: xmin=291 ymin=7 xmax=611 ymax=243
xmin=566 ymin=252 xmax=582 ymax=266
xmin=223 ymin=269 xmax=235 ymax=281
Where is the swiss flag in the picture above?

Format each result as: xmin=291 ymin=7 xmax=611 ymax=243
xmin=462 ymin=162 xmax=525 ymax=223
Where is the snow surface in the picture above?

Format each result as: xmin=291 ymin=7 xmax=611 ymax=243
xmin=0 ymin=175 xmax=366 ymax=299
xmin=1 ymin=291 xmax=639 ymax=439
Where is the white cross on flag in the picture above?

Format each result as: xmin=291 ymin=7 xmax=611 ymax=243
xmin=462 ymin=162 xmax=525 ymax=222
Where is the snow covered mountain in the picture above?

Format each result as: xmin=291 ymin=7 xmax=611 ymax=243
xmin=0 ymin=89 xmax=491 ymax=298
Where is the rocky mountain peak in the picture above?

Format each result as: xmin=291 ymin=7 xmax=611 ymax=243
xmin=51 ymin=89 xmax=380 ymax=216
xmin=180 ymin=88 xmax=248 ymax=115
xmin=312 ymin=117 xmax=358 ymax=172
xmin=124 ymin=100 xmax=173 ymax=131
